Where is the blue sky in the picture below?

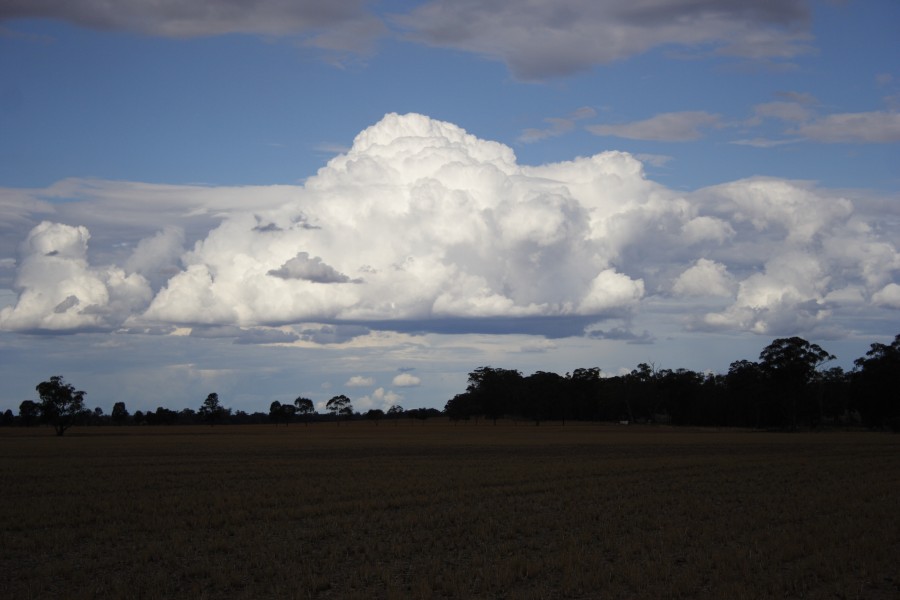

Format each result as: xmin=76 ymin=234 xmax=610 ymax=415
xmin=1 ymin=1 xmax=898 ymax=415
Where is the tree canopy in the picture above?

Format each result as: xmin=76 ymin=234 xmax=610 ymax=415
xmin=35 ymin=375 xmax=86 ymax=436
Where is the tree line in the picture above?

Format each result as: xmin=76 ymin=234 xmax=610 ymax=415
xmin=5 ymin=335 xmax=898 ymax=434
xmin=6 ymin=384 xmax=439 ymax=435
xmin=445 ymin=335 xmax=900 ymax=431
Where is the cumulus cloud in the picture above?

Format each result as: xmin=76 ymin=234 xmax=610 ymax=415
xmin=124 ymin=226 xmax=185 ymax=289
xmin=392 ymin=373 xmax=421 ymax=387
xmin=394 ymin=0 xmax=811 ymax=80
xmin=346 ymin=375 xmax=374 ymax=387
xmin=672 ymin=259 xmax=735 ymax=297
xmin=142 ymin=113 xmax=647 ymax=331
xmin=356 ymin=387 xmax=402 ymax=411
xmin=872 ymin=283 xmax=900 ymax=309
xmin=2 ymin=113 xmax=898 ymax=342
xmin=0 ymin=221 xmax=151 ymax=332
xmin=588 ymin=112 xmax=721 ymax=141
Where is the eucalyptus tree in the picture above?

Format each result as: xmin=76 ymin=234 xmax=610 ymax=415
xmin=758 ymin=337 xmax=835 ymax=429
xmin=326 ymin=395 xmax=353 ymax=423
xmin=35 ymin=375 xmax=86 ymax=436
xmin=294 ymin=397 xmax=315 ymax=425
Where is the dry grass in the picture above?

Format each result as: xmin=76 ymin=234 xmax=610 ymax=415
xmin=1 ymin=422 xmax=898 ymax=599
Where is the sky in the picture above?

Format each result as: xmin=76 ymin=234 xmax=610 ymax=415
xmin=1 ymin=0 xmax=898 ymax=416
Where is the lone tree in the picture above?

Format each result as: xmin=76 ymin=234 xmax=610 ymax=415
xmin=35 ymin=375 xmax=86 ymax=436
xmin=326 ymin=394 xmax=353 ymax=423
xmin=199 ymin=393 xmax=228 ymax=426
xmin=294 ymin=397 xmax=315 ymax=425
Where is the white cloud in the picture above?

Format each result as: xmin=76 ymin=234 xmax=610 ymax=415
xmin=0 ymin=222 xmax=151 ymax=331
xmin=1 ymin=114 xmax=898 ymax=343
xmin=356 ymin=387 xmax=402 ymax=411
xmin=346 ymin=375 xmax=374 ymax=387
xmin=672 ymin=259 xmax=735 ymax=297
xmin=587 ymin=112 xmax=721 ymax=141
xmin=394 ymin=0 xmax=811 ymax=80
xmin=124 ymin=226 xmax=185 ymax=289
xmin=872 ymin=283 xmax=900 ymax=309
xmin=141 ymin=113 xmax=648 ymax=329
xmin=392 ymin=373 xmax=421 ymax=387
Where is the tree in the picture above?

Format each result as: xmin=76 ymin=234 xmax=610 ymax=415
xmin=466 ymin=367 xmax=523 ymax=424
xmin=365 ymin=408 xmax=385 ymax=425
xmin=281 ymin=404 xmax=296 ymax=424
xmin=269 ymin=401 xmax=283 ymax=425
xmin=18 ymin=400 xmax=39 ymax=427
xmin=386 ymin=404 xmax=404 ymax=425
xmin=35 ymin=375 xmax=86 ymax=436
xmin=294 ymin=397 xmax=315 ymax=425
xmin=852 ymin=334 xmax=900 ymax=430
xmin=758 ymin=337 xmax=835 ymax=429
xmin=269 ymin=401 xmax=296 ymax=425
xmin=326 ymin=395 xmax=353 ymax=423
xmin=199 ymin=393 xmax=228 ymax=426
xmin=111 ymin=401 xmax=129 ymax=425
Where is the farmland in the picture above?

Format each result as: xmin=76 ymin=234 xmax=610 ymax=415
xmin=1 ymin=423 xmax=898 ymax=599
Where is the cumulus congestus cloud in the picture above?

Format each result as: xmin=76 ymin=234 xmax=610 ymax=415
xmin=0 ymin=221 xmax=151 ymax=332
xmin=1 ymin=113 xmax=898 ymax=339
xmin=143 ymin=113 xmax=646 ymax=329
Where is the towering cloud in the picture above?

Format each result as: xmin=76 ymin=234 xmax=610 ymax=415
xmin=143 ymin=113 xmax=646 ymax=329
xmin=1 ymin=113 xmax=897 ymax=341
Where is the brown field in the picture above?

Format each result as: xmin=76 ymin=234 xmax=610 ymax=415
xmin=1 ymin=422 xmax=898 ymax=599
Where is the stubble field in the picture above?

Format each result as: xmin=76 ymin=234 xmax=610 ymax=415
xmin=1 ymin=422 xmax=898 ymax=599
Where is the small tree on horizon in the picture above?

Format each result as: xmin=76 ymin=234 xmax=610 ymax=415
xmin=326 ymin=395 xmax=353 ymax=423
xmin=294 ymin=397 xmax=315 ymax=425
xmin=199 ymin=393 xmax=228 ymax=426
xmin=111 ymin=401 xmax=129 ymax=425
xmin=35 ymin=375 xmax=86 ymax=436
xmin=18 ymin=400 xmax=39 ymax=427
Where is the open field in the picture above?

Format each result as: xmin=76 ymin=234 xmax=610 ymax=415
xmin=1 ymin=422 xmax=898 ymax=599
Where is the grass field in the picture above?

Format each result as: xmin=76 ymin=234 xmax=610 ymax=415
xmin=1 ymin=422 xmax=898 ymax=599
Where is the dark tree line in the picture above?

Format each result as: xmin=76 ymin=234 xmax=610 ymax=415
xmin=445 ymin=336 xmax=900 ymax=431
xmin=6 ymin=335 xmax=898 ymax=433
xmin=6 ymin=383 xmax=424 ymax=432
